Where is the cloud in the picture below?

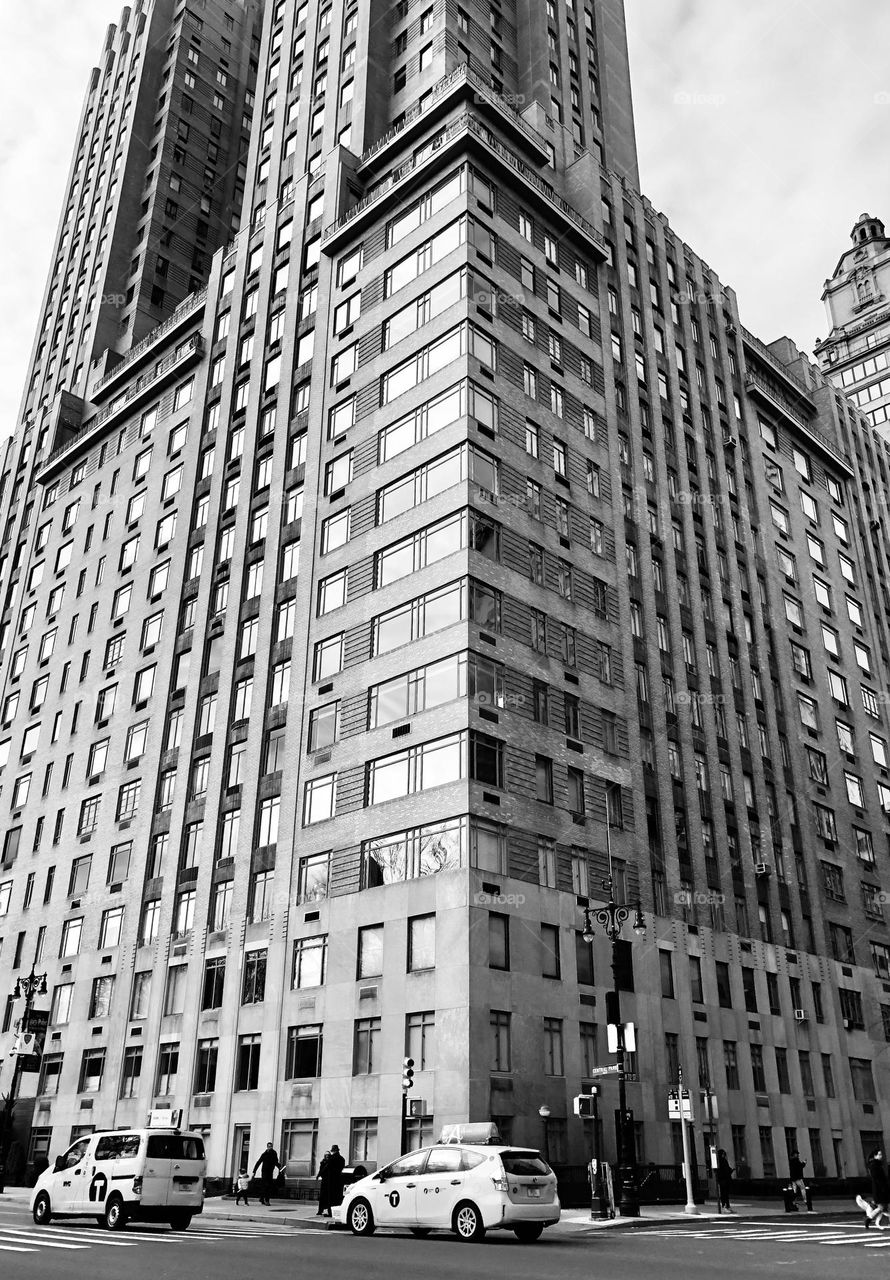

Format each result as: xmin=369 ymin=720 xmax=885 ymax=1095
xmin=625 ymin=0 xmax=890 ymax=353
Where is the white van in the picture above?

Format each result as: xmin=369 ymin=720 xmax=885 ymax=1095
xmin=30 ymin=1128 xmax=206 ymax=1231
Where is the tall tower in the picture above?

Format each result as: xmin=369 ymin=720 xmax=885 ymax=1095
xmin=816 ymin=212 xmax=890 ymax=435
xmin=1 ymin=0 xmax=890 ymax=1196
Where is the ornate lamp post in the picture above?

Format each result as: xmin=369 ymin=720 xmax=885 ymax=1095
xmin=0 ymin=967 xmax=47 ymax=1189
xmin=582 ymin=878 xmax=645 ymax=1218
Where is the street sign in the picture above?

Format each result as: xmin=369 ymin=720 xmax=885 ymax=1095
xmin=587 ymin=1065 xmax=621 ymax=1077
xmin=667 ymin=1092 xmax=694 ymax=1122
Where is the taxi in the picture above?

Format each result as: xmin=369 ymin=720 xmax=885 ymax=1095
xmin=337 ymin=1123 xmax=560 ymax=1242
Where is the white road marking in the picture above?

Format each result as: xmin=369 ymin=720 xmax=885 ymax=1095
xmin=0 ymin=1234 xmax=90 ymax=1250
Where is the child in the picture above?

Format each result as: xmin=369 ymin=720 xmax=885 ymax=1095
xmin=235 ymin=1171 xmax=251 ymax=1206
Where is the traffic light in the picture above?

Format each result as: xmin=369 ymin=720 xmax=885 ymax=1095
xmin=573 ymin=1092 xmax=598 ymax=1117
xmin=401 ymin=1057 xmax=415 ymax=1090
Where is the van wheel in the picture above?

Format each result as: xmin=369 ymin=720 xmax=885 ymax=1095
xmin=513 ymin=1224 xmax=544 ymax=1242
xmin=169 ymin=1212 xmax=192 ymax=1231
xmin=32 ymin=1193 xmax=52 ymax=1226
xmin=104 ymin=1195 xmax=128 ymax=1230
xmin=347 ymin=1198 xmax=375 ymax=1235
xmin=453 ymin=1201 xmax=486 ymax=1242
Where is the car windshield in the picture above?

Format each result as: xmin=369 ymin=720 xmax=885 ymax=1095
xmin=500 ymin=1151 xmax=550 ymax=1176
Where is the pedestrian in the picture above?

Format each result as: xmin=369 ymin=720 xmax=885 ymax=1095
xmin=716 ymin=1149 xmax=735 ymax=1213
xmin=252 ymin=1141 xmax=281 ymax=1207
xmin=316 ymin=1151 xmax=332 ymax=1216
xmin=789 ymin=1151 xmax=810 ymax=1209
xmin=328 ymin=1144 xmax=346 ymax=1212
xmin=857 ymin=1148 xmax=890 ymax=1230
xmin=235 ymin=1171 xmax=251 ymax=1206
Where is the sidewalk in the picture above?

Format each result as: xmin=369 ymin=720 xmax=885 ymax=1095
xmin=199 ymin=1192 xmax=862 ymax=1234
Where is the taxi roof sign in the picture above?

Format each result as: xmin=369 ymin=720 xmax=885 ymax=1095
xmin=437 ymin=1122 xmax=502 ymax=1146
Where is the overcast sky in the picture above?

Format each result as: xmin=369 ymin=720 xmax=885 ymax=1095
xmin=1 ymin=0 xmax=889 ymax=436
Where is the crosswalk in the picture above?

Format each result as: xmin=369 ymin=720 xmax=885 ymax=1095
xmin=0 ymin=1220 xmax=303 ymax=1254
xmin=642 ymin=1222 xmax=889 ymax=1250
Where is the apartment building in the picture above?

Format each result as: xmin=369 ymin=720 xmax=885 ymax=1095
xmin=0 ymin=0 xmax=889 ymax=1186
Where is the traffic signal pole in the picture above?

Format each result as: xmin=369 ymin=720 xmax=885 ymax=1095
xmin=400 ymin=1057 xmax=415 ymax=1154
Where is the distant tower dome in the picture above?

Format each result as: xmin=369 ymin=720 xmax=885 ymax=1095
xmin=851 ymin=212 xmax=886 ymax=245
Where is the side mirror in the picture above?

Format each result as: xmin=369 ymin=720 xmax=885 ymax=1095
xmin=374 ymin=1170 xmax=386 ymax=1182
xmin=53 ymin=1156 xmax=65 ymax=1173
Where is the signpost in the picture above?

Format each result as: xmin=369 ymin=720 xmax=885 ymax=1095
xmin=669 ymin=1069 xmax=698 ymax=1215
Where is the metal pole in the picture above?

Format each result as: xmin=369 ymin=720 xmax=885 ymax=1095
xmin=592 ymin=1092 xmax=608 ymax=1219
xmin=399 ymin=1090 xmax=407 ymax=1155
xmin=612 ymin=942 xmax=639 ymax=1217
xmin=678 ymin=1068 xmax=698 ymax=1215
xmin=704 ymin=1088 xmax=720 ymax=1214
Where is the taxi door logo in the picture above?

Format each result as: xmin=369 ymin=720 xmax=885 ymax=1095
xmin=89 ymin=1172 xmax=108 ymax=1202
xmin=388 ymin=1190 xmax=400 ymax=1208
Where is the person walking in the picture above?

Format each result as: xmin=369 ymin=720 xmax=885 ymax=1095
xmin=789 ymin=1152 xmax=810 ymax=1209
xmin=316 ymin=1151 xmax=332 ymax=1216
xmin=858 ymin=1148 xmax=890 ymax=1229
xmin=716 ymin=1149 xmax=735 ymax=1213
xmin=253 ymin=1142 xmax=281 ymax=1207
xmin=235 ymin=1170 xmax=251 ymax=1206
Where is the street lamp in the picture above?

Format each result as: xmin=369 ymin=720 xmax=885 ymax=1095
xmin=538 ymin=1104 xmax=551 ymax=1165
xmin=0 ymin=966 xmax=48 ymax=1190
xmin=582 ymin=878 xmax=645 ymax=1218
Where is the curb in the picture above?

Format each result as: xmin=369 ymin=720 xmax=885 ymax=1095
xmin=201 ymin=1207 xmax=337 ymax=1231
xmin=563 ymin=1207 xmax=859 ymax=1233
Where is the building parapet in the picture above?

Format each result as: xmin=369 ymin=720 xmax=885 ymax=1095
xmin=741 ymin=328 xmax=816 ymax=407
xmin=89 ymin=287 xmax=208 ymax=401
xmin=37 ymin=333 xmax=205 ymax=483
xmin=745 ymin=370 xmax=853 ymax=476
xmin=324 ymin=112 xmax=607 ymax=260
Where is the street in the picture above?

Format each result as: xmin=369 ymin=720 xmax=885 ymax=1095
xmin=0 ymin=1200 xmax=888 ymax=1280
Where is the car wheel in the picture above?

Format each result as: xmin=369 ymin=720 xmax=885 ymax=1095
xmin=410 ymin=1227 xmax=433 ymax=1237
xmin=513 ymin=1224 xmax=544 ymax=1243
xmin=32 ymin=1193 xmax=52 ymax=1227
xmin=347 ymin=1198 xmax=375 ymax=1236
xmin=453 ymin=1201 xmax=486 ymax=1242
xmin=104 ymin=1195 xmax=128 ymax=1231
xmin=169 ymin=1212 xmax=192 ymax=1231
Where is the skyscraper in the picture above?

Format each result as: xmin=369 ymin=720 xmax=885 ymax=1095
xmin=1 ymin=0 xmax=889 ymax=1191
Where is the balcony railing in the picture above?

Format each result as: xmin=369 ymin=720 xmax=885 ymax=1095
xmin=745 ymin=369 xmax=851 ymax=472
xmin=41 ymin=334 xmax=205 ymax=476
xmin=90 ymin=287 xmax=208 ymax=398
xmin=324 ymin=111 xmax=606 ymax=258
xmin=741 ymin=327 xmax=815 ymax=405
xmin=358 ymin=61 xmax=548 ymax=168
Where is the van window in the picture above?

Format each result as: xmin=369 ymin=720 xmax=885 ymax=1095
xmin=500 ymin=1151 xmax=550 ymax=1176
xmin=146 ymin=1135 xmax=205 ymax=1160
xmin=95 ymin=1134 xmax=141 ymax=1161
xmin=460 ymin=1150 xmax=486 ymax=1170
xmin=60 ymin=1139 xmax=90 ymax=1169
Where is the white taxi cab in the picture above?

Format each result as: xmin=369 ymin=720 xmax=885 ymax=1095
xmin=30 ymin=1128 xmax=206 ymax=1231
xmin=338 ymin=1124 xmax=560 ymax=1242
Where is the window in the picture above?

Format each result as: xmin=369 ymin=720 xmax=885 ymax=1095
xmin=543 ymin=1017 xmax=564 ymax=1075
xmin=155 ymin=1043 xmax=179 ymax=1095
xmin=659 ymin=950 xmax=675 ymax=999
xmin=286 ymin=1024 xmax=323 ymax=1079
xmin=358 ymin=924 xmax=384 ymax=978
xmin=489 ymin=912 xmax=509 ymax=969
xmin=353 ymin=1016 xmax=382 ymax=1074
xmin=78 ymin=1048 xmax=106 ymax=1093
xmin=491 ymin=1010 xmax=511 ymax=1071
xmin=408 ymin=914 xmax=435 ymax=971
xmin=293 ymin=935 xmax=327 ymax=988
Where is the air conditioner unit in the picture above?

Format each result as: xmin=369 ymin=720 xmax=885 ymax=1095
xmin=793 ymin=1008 xmax=807 ymax=1022
xmin=843 ymin=1018 xmax=853 ymax=1030
xmin=754 ymin=862 xmax=771 ymax=877
xmin=723 ymin=436 xmax=737 ymax=448
xmin=726 ymin=323 xmax=737 ymax=336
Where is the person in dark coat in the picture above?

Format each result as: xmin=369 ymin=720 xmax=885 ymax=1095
xmin=859 ymin=1148 xmax=890 ymax=1229
xmin=327 ymin=1145 xmax=346 ymax=1209
xmin=252 ymin=1142 xmax=281 ymax=1207
xmin=316 ymin=1151 xmax=332 ymax=1216
xmin=715 ymin=1149 xmax=735 ymax=1213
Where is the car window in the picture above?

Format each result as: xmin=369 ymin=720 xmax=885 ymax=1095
xmin=500 ymin=1151 xmax=550 ymax=1176
xmin=146 ymin=1135 xmax=205 ymax=1160
xmin=384 ymin=1150 xmax=428 ymax=1178
xmin=425 ymin=1147 xmax=462 ymax=1174
xmin=62 ymin=1140 xmax=89 ymax=1169
xmin=460 ymin=1150 xmax=486 ymax=1170
xmin=95 ymin=1134 xmax=141 ymax=1161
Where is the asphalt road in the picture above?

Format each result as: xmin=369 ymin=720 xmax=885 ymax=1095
xmin=0 ymin=1200 xmax=887 ymax=1279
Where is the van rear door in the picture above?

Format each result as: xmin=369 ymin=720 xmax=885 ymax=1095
xmin=498 ymin=1150 xmax=558 ymax=1208
xmin=144 ymin=1134 xmax=206 ymax=1211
